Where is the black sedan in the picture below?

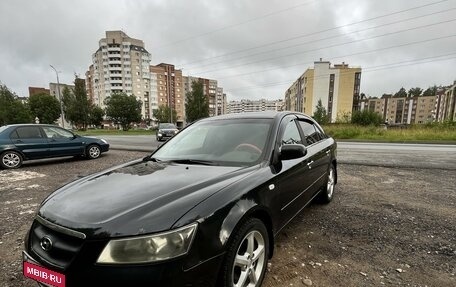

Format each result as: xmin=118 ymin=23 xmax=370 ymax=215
xmin=0 ymin=124 xmax=109 ymax=169
xmin=156 ymin=122 xmax=179 ymax=141
xmin=23 ymin=111 xmax=337 ymax=287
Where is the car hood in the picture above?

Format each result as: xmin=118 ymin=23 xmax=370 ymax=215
xmin=38 ymin=159 xmax=256 ymax=239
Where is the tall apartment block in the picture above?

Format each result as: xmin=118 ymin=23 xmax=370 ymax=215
xmin=227 ymin=99 xmax=284 ymax=114
xmin=150 ymin=63 xmax=184 ymax=126
xmin=88 ymin=31 xmax=152 ymax=120
xmin=285 ymin=60 xmax=361 ymax=122
xmin=183 ymin=76 xmax=219 ymax=117
xmin=216 ymin=87 xmax=227 ymax=116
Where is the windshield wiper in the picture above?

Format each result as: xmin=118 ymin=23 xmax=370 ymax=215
xmin=143 ymin=156 xmax=161 ymax=162
xmin=167 ymin=159 xmax=218 ymax=166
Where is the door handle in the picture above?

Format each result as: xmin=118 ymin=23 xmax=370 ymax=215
xmin=15 ymin=140 xmax=23 ymax=143
xmin=325 ymin=150 xmax=330 ymax=156
xmin=307 ymin=160 xmax=314 ymax=169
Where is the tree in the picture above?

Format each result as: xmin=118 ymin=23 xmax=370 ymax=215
xmin=422 ymin=85 xmax=437 ymax=97
xmin=0 ymin=84 xmax=32 ymax=125
xmin=393 ymin=87 xmax=407 ymax=98
xmin=28 ymin=93 xmax=61 ymax=124
xmin=408 ymin=87 xmax=422 ymax=98
xmin=185 ymin=80 xmax=209 ymax=123
xmin=105 ymin=92 xmax=142 ymax=131
xmin=312 ymin=99 xmax=329 ymax=125
xmin=153 ymin=105 xmax=177 ymax=123
xmin=62 ymin=77 xmax=90 ymax=129
xmin=88 ymin=105 xmax=104 ymax=127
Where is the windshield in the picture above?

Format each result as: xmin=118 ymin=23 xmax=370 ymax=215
xmin=152 ymin=118 xmax=273 ymax=166
xmin=158 ymin=123 xmax=177 ymax=129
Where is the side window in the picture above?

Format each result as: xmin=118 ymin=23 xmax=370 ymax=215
xmin=298 ymin=121 xmax=322 ymax=146
xmin=281 ymin=120 xmax=302 ymax=145
xmin=14 ymin=127 xmax=43 ymax=139
xmin=42 ymin=127 xmax=74 ymax=139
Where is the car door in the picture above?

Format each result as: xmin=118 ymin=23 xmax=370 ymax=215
xmin=275 ymin=116 xmax=317 ymax=228
xmin=297 ymin=119 xmax=332 ymax=198
xmin=42 ymin=126 xmax=84 ymax=157
xmin=10 ymin=126 xmax=49 ymax=159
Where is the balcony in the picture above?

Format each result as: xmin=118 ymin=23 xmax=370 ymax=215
xmin=108 ymin=66 xmax=122 ymax=71
xmin=109 ymin=59 xmax=122 ymax=65
xmin=108 ymin=46 xmax=121 ymax=52
xmin=110 ymin=79 xmax=123 ymax=84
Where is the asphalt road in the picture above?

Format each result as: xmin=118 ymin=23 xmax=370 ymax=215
xmin=100 ymin=135 xmax=456 ymax=170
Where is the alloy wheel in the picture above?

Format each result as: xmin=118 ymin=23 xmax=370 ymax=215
xmin=327 ymin=166 xmax=335 ymax=199
xmin=232 ymin=230 xmax=266 ymax=287
xmin=2 ymin=152 xmax=21 ymax=168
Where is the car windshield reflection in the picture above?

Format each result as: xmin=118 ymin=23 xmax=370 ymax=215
xmin=153 ymin=119 xmax=272 ymax=166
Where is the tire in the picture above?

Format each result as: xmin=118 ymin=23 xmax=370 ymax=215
xmin=1 ymin=151 xmax=23 ymax=169
xmin=319 ymin=164 xmax=336 ymax=203
xmin=86 ymin=145 xmax=101 ymax=159
xmin=220 ymin=218 xmax=269 ymax=287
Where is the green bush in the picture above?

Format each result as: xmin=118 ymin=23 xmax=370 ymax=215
xmin=351 ymin=110 xmax=383 ymax=126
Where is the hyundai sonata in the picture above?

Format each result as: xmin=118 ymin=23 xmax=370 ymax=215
xmin=23 ymin=111 xmax=337 ymax=287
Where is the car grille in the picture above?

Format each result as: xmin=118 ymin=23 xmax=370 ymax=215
xmin=29 ymin=218 xmax=85 ymax=270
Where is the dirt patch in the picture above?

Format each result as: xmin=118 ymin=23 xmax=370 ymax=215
xmin=0 ymin=152 xmax=455 ymax=286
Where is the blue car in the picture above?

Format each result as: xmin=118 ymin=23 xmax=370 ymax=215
xmin=0 ymin=124 xmax=109 ymax=169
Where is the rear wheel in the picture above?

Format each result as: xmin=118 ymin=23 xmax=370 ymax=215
xmin=1 ymin=151 xmax=23 ymax=169
xmin=221 ymin=218 xmax=269 ymax=287
xmin=86 ymin=145 xmax=101 ymax=159
xmin=319 ymin=164 xmax=336 ymax=203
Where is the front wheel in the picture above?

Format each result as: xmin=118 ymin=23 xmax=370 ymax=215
xmin=220 ymin=218 xmax=269 ymax=287
xmin=86 ymin=145 xmax=101 ymax=159
xmin=1 ymin=151 xmax=23 ymax=169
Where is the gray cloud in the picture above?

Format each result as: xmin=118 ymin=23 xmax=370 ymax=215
xmin=1 ymin=0 xmax=455 ymax=101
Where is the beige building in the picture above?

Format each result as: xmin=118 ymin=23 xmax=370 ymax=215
xmin=361 ymin=95 xmax=437 ymax=124
xmin=183 ymin=76 xmax=220 ymax=118
xmin=216 ymin=87 xmax=227 ymax=116
xmin=150 ymin=63 xmax=184 ymax=126
xmin=88 ymin=31 xmax=152 ymax=120
xmin=227 ymin=99 xmax=283 ymax=114
xmin=285 ymin=60 xmax=361 ymax=122
xmin=436 ymin=81 xmax=456 ymax=122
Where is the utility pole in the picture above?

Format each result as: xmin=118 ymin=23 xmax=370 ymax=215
xmin=50 ymin=65 xmax=65 ymax=128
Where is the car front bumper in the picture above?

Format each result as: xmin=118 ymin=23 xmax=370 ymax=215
xmin=23 ymin=248 xmax=223 ymax=287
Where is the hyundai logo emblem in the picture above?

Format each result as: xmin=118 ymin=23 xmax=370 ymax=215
xmin=40 ymin=236 xmax=53 ymax=251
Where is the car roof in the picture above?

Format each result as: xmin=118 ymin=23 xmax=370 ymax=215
xmin=3 ymin=124 xmax=63 ymax=128
xmin=200 ymin=111 xmax=313 ymax=121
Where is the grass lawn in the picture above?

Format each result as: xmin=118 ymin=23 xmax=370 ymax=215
xmin=322 ymin=124 xmax=456 ymax=143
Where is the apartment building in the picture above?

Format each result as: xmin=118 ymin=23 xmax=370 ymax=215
xmin=361 ymin=94 xmax=437 ymax=124
xmin=88 ymin=31 xmax=152 ymax=119
xmin=436 ymin=81 xmax=456 ymax=122
xmin=216 ymin=87 xmax=227 ymax=116
xmin=183 ymin=76 xmax=220 ymax=118
xmin=150 ymin=63 xmax=184 ymax=126
xmin=226 ymin=99 xmax=283 ymax=114
xmin=285 ymin=60 xmax=361 ymax=122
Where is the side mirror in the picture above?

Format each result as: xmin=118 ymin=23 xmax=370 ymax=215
xmin=280 ymin=144 xmax=307 ymax=160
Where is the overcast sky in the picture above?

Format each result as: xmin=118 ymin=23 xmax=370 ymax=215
xmin=1 ymin=0 xmax=455 ymax=101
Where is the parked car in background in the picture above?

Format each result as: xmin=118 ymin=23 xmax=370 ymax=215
xmin=23 ymin=111 xmax=336 ymax=287
xmin=0 ymin=124 xmax=109 ymax=169
xmin=156 ymin=122 xmax=179 ymax=141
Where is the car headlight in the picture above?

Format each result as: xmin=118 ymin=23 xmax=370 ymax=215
xmin=157 ymin=133 xmax=162 ymax=137
xmin=174 ymin=130 xmax=178 ymax=134
xmin=100 ymin=139 xmax=108 ymax=144
xmin=96 ymin=223 xmax=197 ymax=264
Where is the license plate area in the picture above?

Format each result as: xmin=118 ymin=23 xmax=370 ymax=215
xmin=23 ymin=251 xmax=66 ymax=287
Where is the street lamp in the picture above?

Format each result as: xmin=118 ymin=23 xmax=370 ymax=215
xmin=50 ymin=65 xmax=65 ymax=128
